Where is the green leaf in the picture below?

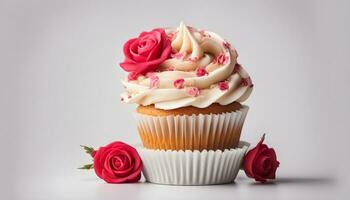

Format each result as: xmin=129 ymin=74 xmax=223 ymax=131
xmin=78 ymin=163 xmax=94 ymax=170
xmin=80 ymin=145 xmax=95 ymax=155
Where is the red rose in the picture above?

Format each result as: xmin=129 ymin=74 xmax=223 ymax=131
xmin=93 ymin=141 xmax=142 ymax=183
xmin=243 ymin=134 xmax=280 ymax=183
xmin=120 ymin=28 xmax=171 ymax=77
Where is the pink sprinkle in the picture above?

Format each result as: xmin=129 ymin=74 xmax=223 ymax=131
xmin=149 ymin=75 xmax=160 ymax=89
xmin=187 ymin=26 xmax=195 ymax=32
xmin=231 ymin=49 xmax=239 ymax=58
xmin=241 ymin=77 xmax=253 ymax=87
xmin=223 ymin=41 xmax=231 ymax=50
xmin=146 ymin=72 xmax=156 ymax=78
xmin=127 ymin=72 xmax=139 ymax=81
xmin=199 ymin=29 xmax=206 ymax=37
xmin=233 ymin=64 xmax=241 ymax=73
xmin=196 ymin=67 xmax=208 ymax=77
xmin=213 ymin=53 xmax=229 ymax=65
xmin=218 ymin=81 xmax=229 ymax=91
xmin=199 ymin=29 xmax=211 ymax=38
xmin=173 ymin=79 xmax=185 ymax=89
xmin=167 ymin=66 xmax=175 ymax=71
xmin=188 ymin=56 xmax=199 ymax=62
xmin=171 ymin=52 xmax=186 ymax=60
xmin=187 ymin=87 xmax=200 ymax=97
xmin=128 ymin=95 xmax=131 ymax=99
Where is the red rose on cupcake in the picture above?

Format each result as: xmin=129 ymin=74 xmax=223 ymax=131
xmin=120 ymin=28 xmax=171 ymax=80
xmin=243 ymin=134 xmax=280 ymax=183
xmin=93 ymin=141 xmax=142 ymax=183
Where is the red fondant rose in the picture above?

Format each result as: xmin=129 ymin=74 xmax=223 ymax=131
xmin=120 ymin=28 xmax=171 ymax=78
xmin=243 ymin=134 xmax=280 ymax=183
xmin=93 ymin=141 xmax=142 ymax=183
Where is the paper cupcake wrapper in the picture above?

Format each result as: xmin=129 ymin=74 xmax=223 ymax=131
xmin=137 ymin=141 xmax=249 ymax=185
xmin=135 ymin=106 xmax=249 ymax=151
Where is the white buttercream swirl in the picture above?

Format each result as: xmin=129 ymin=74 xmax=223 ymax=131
xmin=121 ymin=22 xmax=253 ymax=110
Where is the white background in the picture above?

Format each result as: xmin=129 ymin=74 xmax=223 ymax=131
xmin=1 ymin=0 xmax=350 ymax=199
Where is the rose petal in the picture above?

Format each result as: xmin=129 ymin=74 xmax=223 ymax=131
xmin=140 ymin=29 xmax=161 ymax=41
xmin=138 ymin=37 xmax=157 ymax=56
xmin=263 ymin=148 xmax=280 ymax=179
xmin=103 ymin=149 xmax=117 ymax=173
xmin=253 ymin=156 xmax=272 ymax=176
xmin=93 ymin=147 xmax=105 ymax=179
xmin=127 ymin=72 xmax=139 ymax=81
xmin=101 ymin=168 xmax=121 ymax=183
xmin=259 ymin=148 xmax=277 ymax=161
xmin=106 ymin=150 xmax=132 ymax=172
xmin=243 ymin=135 xmax=266 ymax=179
xmin=129 ymin=39 xmax=147 ymax=62
xmin=243 ymin=148 xmax=259 ymax=178
xmin=111 ymin=156 xmax=123 ymax=169
xmin=139 ymin=31 xmax=162 ymax=59
xmin=108 ymin=149 xmax=136 ymax=176
xmin=146 ymin=40 xmax=162 ymax=61
xmin=122 ymin=38 xmax=137 ymax=61
xmin=124 ymin=146 xmax=142 ymax=170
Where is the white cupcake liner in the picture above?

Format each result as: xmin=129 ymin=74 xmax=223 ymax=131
xmin=136 ymin=141 xmax=249 ymax=185
xmin=135 ymin=106 xmax=249 ymax=150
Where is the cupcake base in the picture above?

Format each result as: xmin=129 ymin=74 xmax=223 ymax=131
xmin=135 ymin=106 xmax=249 ymax=151
xmin=136 ymin=141 xmax=249 ymax=185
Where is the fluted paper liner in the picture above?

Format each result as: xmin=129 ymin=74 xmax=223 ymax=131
xmin=135 ymin=106 xmax=249 ymax=150
xmin=137 ymin=141 xmax=249 ymax=185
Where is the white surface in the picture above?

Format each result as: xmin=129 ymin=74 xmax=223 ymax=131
xmin=1 ymin=0 xmax=350 ymax=199
xmin=13 ymin=172 xmax=339 ymax=200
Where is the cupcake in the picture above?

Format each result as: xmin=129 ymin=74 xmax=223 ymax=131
xmin=120 ymin=22 xmax=253 ymax=151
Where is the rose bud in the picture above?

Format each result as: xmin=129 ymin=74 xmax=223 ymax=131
xmin=93 ymin=141 xmax=142 ymax=183
xmin=243 ymin=134 xmax=280 ymax=183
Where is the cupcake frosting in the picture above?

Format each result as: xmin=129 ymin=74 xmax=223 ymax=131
xmin=120 ymin=22 xmax=253 ymax=110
